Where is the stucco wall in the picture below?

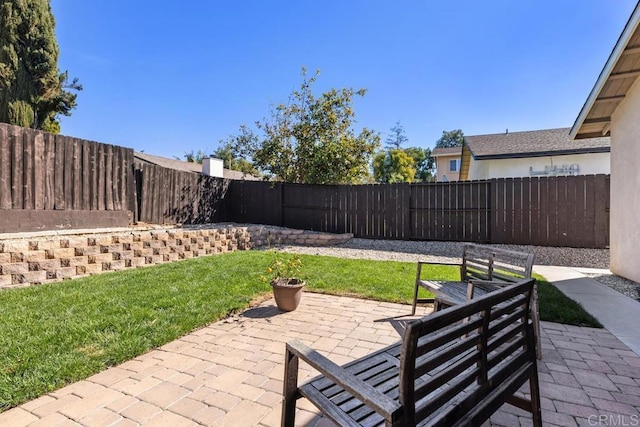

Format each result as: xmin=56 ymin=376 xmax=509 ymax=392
xmin=435 ymin=155 xmax=461 ymax=182
xmin=610 ymin=77 xmax=640 ymax=282
xmin=467 ymin=153 xmax=610 ymax=180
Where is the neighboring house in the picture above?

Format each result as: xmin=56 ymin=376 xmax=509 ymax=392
xmin=431 ymin=147 xmax=462 ymax=182
xmin=134 ymin=152 xmax=261 ymax=181
xmin=571 ymin=2 xmax=640 ymax=283
xmin=459 ymin=128 xmax=610 ymax=180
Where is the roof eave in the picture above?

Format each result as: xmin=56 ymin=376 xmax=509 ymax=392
xmin=474 ymin=147 xmax=611 ymax=160
xmin=571 ymin=2 xmax=640 ymax=139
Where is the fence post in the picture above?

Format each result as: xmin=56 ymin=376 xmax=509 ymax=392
xmin=279 ymin=182 xmax=284 ymax=227
xmin=489 ymin=178 xmax=498 ymax=243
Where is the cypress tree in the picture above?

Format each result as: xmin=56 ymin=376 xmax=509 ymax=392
xmin=0 ymin=0 xmax=81 ymax=133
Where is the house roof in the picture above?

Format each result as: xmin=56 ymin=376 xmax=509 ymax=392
xmin=135 ymin=152 xmax=202 ymax=173
xmin=431 ymin=147 xmax=462 ymax=157
xmin=465 ymin=128 xmax=610 ymax=160
xmin=134 ymin=152 xmax=261 ymax=181
xmin=571 ymin=2 xmax=640 ymax=139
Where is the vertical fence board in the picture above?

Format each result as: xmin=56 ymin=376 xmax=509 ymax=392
xmin=89 ymin=141 xmax=97 ymax=210
xmin=71 ymin=138 xmax=81 ymax=209
xmin=81 ymin=141 xmax=90 ymax=209
xmin=63 ymin=136 xmax=73 ymax=209
xmin=43 ymin=133 xmax=55 ymax=209
xmin=10 ymin=126 xmax=23 ymax=209
xmin=33 ymin=132 xmax=45 ymax=209
xmin=595 ymin=175 xmax=609 ymax=248
xmin=105 ymin=145 xmax=114 ymax=210
xmin=23 ymin=129 xmax=34 ymax=209
xmin=112 ymin=146 xmax=121 ymax=211
xmin=0 ymin=126 xmax=10 ymax=209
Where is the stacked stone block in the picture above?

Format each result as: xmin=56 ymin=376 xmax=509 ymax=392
xmin=0 ymin=224 xmax=353 ymax=288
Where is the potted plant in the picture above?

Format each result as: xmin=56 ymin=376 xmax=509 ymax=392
xmin=261 ymin=251 xmax=305 ymax=311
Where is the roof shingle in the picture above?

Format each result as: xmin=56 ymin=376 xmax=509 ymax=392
xmin=464 ymin=128 xmax=610 ymax=159
xmin=431 ymin=147 xmax=462 ymax=156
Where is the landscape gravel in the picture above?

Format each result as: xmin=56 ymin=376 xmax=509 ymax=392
xmin=274 ymin=238 xmax=640 ymax=301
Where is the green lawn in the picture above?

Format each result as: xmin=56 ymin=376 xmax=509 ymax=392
xmin=0 ymin=251 xmax=599 ymax=411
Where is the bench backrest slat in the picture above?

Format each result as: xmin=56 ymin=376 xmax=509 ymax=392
xmin=398 ymin=278 xmax=535 ymax=425
xmin=462 ymin=243 xmax=534 ymax=283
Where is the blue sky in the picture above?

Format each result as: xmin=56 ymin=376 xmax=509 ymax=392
xmin=51 ymin=1 xmax=637 ymax=159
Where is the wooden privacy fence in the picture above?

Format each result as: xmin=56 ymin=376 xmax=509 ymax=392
xmin=0 ymin=123 xmax=135 ymax=231
xmin=226 ymin=175 xmax=610 ymax=248
xmin=0 ymin=123 xmax=611 ymax=247
xmin=0 ymin=123 xmax=229 ymax=232
xmin=134 ymin=162 xmax=228 ymax=225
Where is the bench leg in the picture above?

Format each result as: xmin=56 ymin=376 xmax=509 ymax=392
xmin=531 ymin=286 xmax=542 ymax=359
xmin=282 ymin=346 xmax=299 ymax=427
xmin=529 ymin=362 xmax=542 ymax=427
xmin=411 ymin=280 xmax=420 ymax=315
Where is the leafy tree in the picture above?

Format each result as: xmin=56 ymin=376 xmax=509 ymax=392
xmin=435 ymin=129 xmax=464 ymax=148
xmin=0 ymin=0 xmax=82 ymax=133
xmin=235 ymin=68 xmax=380 ymax=184
xmin=405 ymin=147 xmax=435 ymax=182
xmin=213 ymin=128 xmax=261 ymax=176
xmin=181 ymin=150 xmax=207 ymax=164
xmin=373 ymin=149 xmax=415 ymax=183
xmin=385 ymin=121 xmax=408 ymax=149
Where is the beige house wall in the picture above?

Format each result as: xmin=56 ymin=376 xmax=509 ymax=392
xmin=610 ymin=77 xmax=640 ymax=283
xmin=435 ymin=155 xmax=461 ymax=182
xmin=467 ymin=153 xmax=610 ymax=180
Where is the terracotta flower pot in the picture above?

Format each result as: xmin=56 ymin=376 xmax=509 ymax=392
xmin=271 ymin=278 xmax=305 ymax=312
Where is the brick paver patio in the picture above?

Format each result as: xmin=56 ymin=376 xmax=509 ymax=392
xmin=2 ymin=292 xmax=639 ymax=426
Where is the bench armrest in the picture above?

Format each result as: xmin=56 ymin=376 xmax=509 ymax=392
xmin=286 ymin=339 xmax=401 ymax=420
xmin=417 ymin=261 xmax=463 ymax=282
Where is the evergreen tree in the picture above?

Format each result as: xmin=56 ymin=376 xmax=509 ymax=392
xmin=435 ymin=129 xmax=464 ymax=148
xmin=385 ymin=121 xmax=408 ymax=149
xmin=0 ymin=0 xmax=81 ymax=133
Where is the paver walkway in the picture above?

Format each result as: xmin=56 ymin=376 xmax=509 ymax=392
xmin=2 ymin=293 xmax=640 ymax=426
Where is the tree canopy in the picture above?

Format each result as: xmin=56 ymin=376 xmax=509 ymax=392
xmin=435 ymin=129 xmax=464 ymax=148
xmin=373 ymin=149 xmax=415 ymax=183
xmin=0 ymin=0 xmax=81 ymax=133
xmin=213 ymin=128 xmax=261 ymax=176
xmin=372 ymin=122 xmax=435 ymax=183
xmin=405 ymin=147 xmax=434 ymax=182
xmin=233 ymin=68 xmax=379 ymax=184
xmin=385 ymin=121 xmax=408 ymax=149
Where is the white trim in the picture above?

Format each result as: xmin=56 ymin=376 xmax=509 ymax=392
xmin=570 ymin=2 xmax=640 ymax=139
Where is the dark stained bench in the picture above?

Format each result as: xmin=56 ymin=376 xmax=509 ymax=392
xmin=412 ymin=243 xmax=540 ymax=359
xmin=282 ymin=278 xmax=542 ymax=426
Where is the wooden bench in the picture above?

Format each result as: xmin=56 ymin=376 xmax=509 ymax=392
xmin=411 ymin=243 xmax=540 ymax=359
xmin=282 ymin=279 xmax=542 ymax=426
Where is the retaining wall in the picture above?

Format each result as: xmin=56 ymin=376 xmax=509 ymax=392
xmin=0 ymin=224 xmax=353 ymax=288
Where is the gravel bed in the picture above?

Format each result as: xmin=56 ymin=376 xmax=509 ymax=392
xmin=274 ymin=238 xmax=640 ymax=301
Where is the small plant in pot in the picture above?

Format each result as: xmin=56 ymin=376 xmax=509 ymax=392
xmin=261 ymin=251 xmax=305 ymax=312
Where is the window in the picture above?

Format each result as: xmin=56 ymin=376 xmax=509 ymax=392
xmin=449 ymin=159 xmax=460 ymax=172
